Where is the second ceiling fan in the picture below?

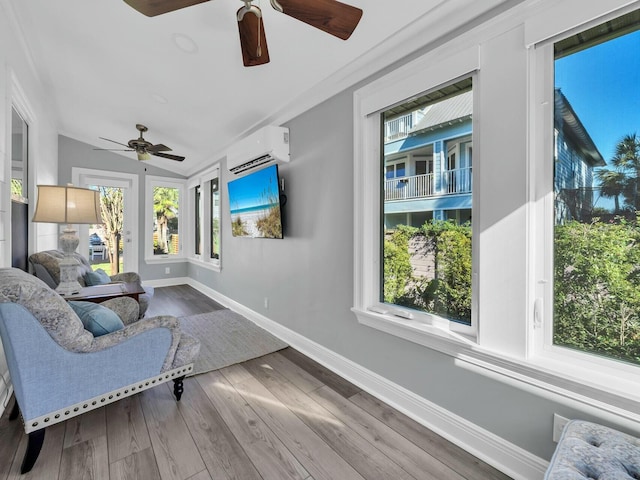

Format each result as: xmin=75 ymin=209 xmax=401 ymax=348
xmin=123 ymin=0 xmax=363 ymax=67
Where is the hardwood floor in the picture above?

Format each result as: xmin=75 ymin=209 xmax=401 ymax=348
xmin=0 ymin=285 xmax=511 ymax=480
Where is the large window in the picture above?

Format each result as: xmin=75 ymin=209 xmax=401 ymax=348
xmin=210 ymin=176 xmax=220 ymax=260
xmin=195 ymin=185 xmax=202 ymax=256
xmin=145 ymin=176 xmax=185 ymax=261
xmin=381 ymin=79 xmax=473 ymax=326
xmin=354 ymin=1 xmax=640 ymax=419
xmin=552 ymin=10 xmax=640 ymax=366
xmin=187 ymin=166 xmax=221 ymax=270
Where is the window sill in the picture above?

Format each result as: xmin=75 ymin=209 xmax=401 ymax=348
xmin=188 ymin=257 xmax=221 ymax=273
xmin=144 ymin=256 xmax=186 ymax=265
xmin=353 ymin=308 xmax=640 ymax=424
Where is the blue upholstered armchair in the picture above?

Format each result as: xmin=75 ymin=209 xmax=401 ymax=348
xmin=0 ymin=268 xmax=199 ymax=474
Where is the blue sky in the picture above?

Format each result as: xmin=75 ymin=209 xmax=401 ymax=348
xmin=227 ymin=165 xmax=279 ymax=211
xmin=555 ymin=28 xmax=640 ymax=164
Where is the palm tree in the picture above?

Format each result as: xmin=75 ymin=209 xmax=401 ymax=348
xmin=595 ymin=168 xmax=625 ymax=213
xmin=595 ymin=133 xmax=640 ymax=213
xmin=153 ymin=187 xmax=179 ymax=254
xmin=611 ymin=133 xmax=640 ymax=211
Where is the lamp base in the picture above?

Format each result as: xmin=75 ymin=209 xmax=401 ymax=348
xmin=56 ymin=256 xmax=82 ymax=296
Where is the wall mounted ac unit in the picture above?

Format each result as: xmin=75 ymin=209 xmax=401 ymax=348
xmin=227 ymin=126 xmax=290 ymax=175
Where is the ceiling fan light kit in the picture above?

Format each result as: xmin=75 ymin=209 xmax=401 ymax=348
xmin=122 ymin=0 xmax=363 ymax=66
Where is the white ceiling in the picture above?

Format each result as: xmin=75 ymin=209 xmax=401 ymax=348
xmin=7 ymin=0 xmax=513 ymax=176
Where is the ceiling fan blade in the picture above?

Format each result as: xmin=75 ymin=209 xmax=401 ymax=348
xmin=274 ymin=0 xmax=362 ymax=40
xmin=147 ymin=143 xmax=172 ymax=153
xmin=237 ymin=6 xmax=270 ymax=67
xmin=99 ymin=137 xmax=131 ymax=148
xmin=123 ymin=0 xmax=210 ymax=17
xmin=93 ymin=148 xmax=135 ymax=152
xmin=153 ymin=152 xmax=185 ymax=162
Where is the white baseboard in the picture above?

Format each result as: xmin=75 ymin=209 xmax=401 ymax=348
xmin=186 ymin=278 xmax=548 ymax=480
xmin=144 ymin=276 xmax=191 ymax=288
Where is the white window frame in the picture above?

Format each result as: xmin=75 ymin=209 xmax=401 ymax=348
xmin=354 ymin=45 xmax=480 ymax=343
xmin=186 ymin=165 xmax=221 ymax=272
xmin=145 ymin=175 xmax=186 ymax=263
xmin=353 ymin=0 xmax=640 ymax=422
xmin=186 ymin=178 xmax=203 ymax=260
xmin=529 ymin=4 xmax=640 ymax=400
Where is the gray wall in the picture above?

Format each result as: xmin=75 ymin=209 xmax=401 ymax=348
xmin=58 ymin=135 xmax=188 ymax=281
xmin=190 ymin=89 xmax=581 ymax=461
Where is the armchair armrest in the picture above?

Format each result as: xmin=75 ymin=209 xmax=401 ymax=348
xmin=110 ymin=272 xmax=141 ymax=284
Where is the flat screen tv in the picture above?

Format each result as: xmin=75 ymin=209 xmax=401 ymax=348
xmin=227 ymin=164 xmax=284 ymax=238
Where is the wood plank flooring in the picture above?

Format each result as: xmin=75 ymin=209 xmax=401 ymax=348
xmin=0 ymin=285 xmax=511 ymax=480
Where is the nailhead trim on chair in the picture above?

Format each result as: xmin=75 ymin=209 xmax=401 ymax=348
xmin=22 ymin=364 xmax=193 ymax=433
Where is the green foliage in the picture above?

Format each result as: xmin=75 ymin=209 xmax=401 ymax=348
xmin=384 ymin=220 xmax=472 ymax=324
xmin=554 ymin=218 xmax=640 ymax=364
xmin=383 ymin=228 xmax=413 ymax=303
xmin=10 ymin=179 xmax=23 ymax=198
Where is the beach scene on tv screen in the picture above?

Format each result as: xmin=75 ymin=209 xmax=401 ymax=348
xmin=228 ymin=165 xmax=282 ymax=238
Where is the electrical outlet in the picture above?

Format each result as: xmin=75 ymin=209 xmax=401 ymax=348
xmin=165 ymin=267 xmax=170 ymax=274
xmin=553 ymin=413 xmax=569 ymax=442
xmin=264 ymin=297 xmax=269 ymax=309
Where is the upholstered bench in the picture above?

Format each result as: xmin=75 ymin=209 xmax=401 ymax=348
xmin=545 ymin=420 xmax=640 ymax=479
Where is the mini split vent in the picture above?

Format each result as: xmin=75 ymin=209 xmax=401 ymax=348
xmin=227 ymin=126 xmax=290 ymax=174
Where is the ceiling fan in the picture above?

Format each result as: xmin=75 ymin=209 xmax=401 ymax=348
xmin=122 ymin=0 xmax=363 ymax=67
xmin=96 ymin=124 xmax=185 ymax=162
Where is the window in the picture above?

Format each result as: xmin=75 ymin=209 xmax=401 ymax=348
xmin=210 ymin=176 xmax=220 ymax=260
xmin=549 ymin=9 xmax=640 ymax=366
xmin=195 ymin=185 xmax=202 ymax=255
xmin=354 ymin=43 xmax=479 ymax=340
xmin=354 ymin=2 xmax=640 ymax=417
xmin=381 ymin=78 xmax=474 ymax=327
xmin=145 ymin=176 xmax=185 ymax=261
xmin=11 ymin=107 xmax=28 ymax=203
xmin=186 ymin=166 xmax=221 ymax=270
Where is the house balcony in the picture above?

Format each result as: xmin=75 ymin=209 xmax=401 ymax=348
xmin=384 ymin=113 xmax=414 ymax=143
xmin=384 ymin=167 xmax=472 ymax=202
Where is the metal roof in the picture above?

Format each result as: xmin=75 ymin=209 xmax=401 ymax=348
xmin=411 ymin=90 xmax=473 ymax=133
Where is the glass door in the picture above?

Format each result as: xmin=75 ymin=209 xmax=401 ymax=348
xmin=73 ymin=169 xmax=138 ymax=275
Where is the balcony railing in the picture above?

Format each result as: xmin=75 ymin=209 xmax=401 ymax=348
xmin=384 ymin=113 xmax=414 ymax=143
xmin=384 ymin=167 xmax=471 ymax=201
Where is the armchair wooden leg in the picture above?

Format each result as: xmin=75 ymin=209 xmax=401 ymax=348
xmin=173 ymin=376 xmax=185 ymax=401
xmin=8 ymin=398 xmax=19 ymax=421
xmin=21 ymin=429 xmax=45 ymax=474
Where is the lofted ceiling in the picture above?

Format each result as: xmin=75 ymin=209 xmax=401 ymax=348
xmin=6 ymin=0 xmax=513 ymax=176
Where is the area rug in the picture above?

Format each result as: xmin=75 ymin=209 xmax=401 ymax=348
xmin=178 ymin=309 xmax=288 ymax=376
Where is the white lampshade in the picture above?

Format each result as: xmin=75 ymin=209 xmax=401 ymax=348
xmin=32 ymin=185 xmax=102 ymax=225
xmin=32 ymin=185 xmax=103 ymax=295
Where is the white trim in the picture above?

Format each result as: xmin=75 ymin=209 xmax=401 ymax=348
xmin=182 ymin=278 xmax=547 ymax=480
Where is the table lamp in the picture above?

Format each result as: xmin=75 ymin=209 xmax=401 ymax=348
xmin=32 ymin=185 xmax=102 ymax=295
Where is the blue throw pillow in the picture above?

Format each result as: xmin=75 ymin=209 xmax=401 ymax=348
xmin=68 ymin=301 xmax=124 ymax=337
xmin=84 ymin=268 xmax=111 ymax=286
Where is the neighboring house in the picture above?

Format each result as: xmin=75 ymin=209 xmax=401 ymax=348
xmin=383 ymin=89 xmax=473 ymax=229
xmin=383 ymin=88 xmax=604 ymax=229
xmin=554 ymin=89 xmax=606 ymax=223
